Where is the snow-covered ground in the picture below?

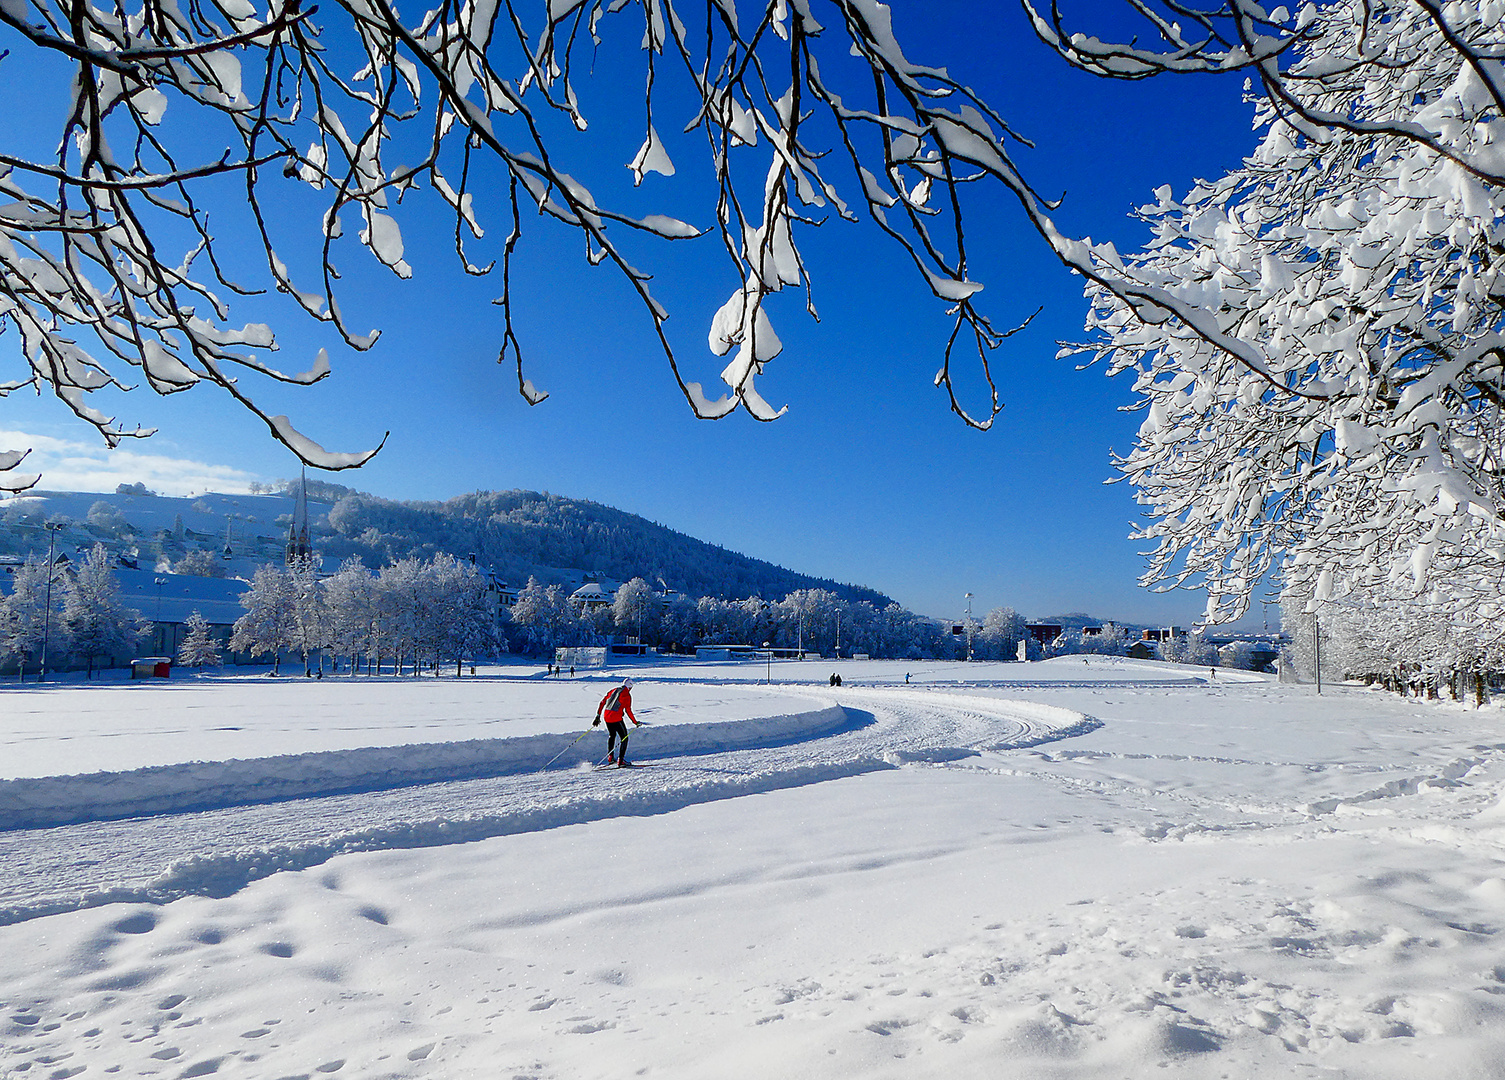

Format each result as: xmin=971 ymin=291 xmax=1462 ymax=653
xmin=3 ymin=657 xmax=1504 ymax=1078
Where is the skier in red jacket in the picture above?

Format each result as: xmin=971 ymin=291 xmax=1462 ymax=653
xmin=593 ymin=678 xmax=641 ymax=767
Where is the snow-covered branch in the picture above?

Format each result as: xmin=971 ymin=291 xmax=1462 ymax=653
xmin=2 ymin=0 xmax=1081 ymax=479
xmin=1042 ymin=0 xmax=1505 ymax=620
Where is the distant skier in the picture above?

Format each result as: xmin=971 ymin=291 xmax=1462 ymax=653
xmin=593 ymin=678 xmax=641 ymax=767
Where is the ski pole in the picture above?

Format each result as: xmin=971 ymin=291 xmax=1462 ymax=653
xmin=537 ymin=724 xmax=595 ymax=773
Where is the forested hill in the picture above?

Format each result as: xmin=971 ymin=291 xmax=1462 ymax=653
xmin=318 ymin=486 xmax=893 ymax=606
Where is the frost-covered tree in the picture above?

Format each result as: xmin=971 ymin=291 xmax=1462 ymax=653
xmin=1035 ymin=0 xmax=1505 ymax=622
xmin=1282 ymin=560 xmax=1505 ymax=699
xmin=508 ymin=576 xmax=574 ymax=656
xmin=1158 ymin=630 xmax=1219 ymax=668
xmin=659 ymin=594 xmax=700 ymax=652
xmin=231 ymin=562 xmax=297 ymax=672
xmin=612 ymin=577 xmax=656 ymax=642
xmin=422 ymin=553 xmax=502 ymax=674
xmin=375 ymin=558 xmax=424 ymax=675
xmin=323 ymin=557 xmax=377 ymax=673
xmin=86 ymin=501 xmax=127 ymax=533
xmin=1218 ymin=640 xmax=1256 ymax=672
xmin=0 ymin=555 xmax=53 ymax=679
xmin=173 ymin=549 xmax=227 ymax=578
xmin=177 ymin=609 xmax=223 ymax=671
xmin=2 ymin=0 xmax=1082 ymax=485
xmin=975 ymin=606 xmax=1026 ymax=661
xmin=289 ymin=557 xmax=326 ymax=675
xmin=61 ymin=544 xmax=148 ymax=677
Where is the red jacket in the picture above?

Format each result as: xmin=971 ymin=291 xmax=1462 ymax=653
xmin=597 ymin=685 xmax=637 ymax=725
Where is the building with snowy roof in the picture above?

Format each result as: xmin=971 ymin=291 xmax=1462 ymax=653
xmin=569 ymin=581 xmax=616 ymax=611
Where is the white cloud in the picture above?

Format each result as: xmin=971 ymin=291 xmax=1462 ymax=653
xmin=0 ymin=429 xmax=265 ymax=497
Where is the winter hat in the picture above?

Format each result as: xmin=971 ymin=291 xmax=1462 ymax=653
xmin=623 ymin=678 xmax=634 ymax=688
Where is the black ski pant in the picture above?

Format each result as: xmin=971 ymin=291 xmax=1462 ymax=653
xmin=605 ymin=720 xmax=629 ymax=762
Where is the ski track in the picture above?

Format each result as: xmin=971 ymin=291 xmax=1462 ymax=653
xmin=0 ymin=689 xmax=1098 ymax=926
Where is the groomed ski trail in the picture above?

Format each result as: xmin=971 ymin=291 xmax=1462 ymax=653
xmin=0 ymin=688 xmax=1099 ymax=926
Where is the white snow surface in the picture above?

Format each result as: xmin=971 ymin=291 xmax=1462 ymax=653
xmin=4 ymin=657 xmax=1505 ymax=1079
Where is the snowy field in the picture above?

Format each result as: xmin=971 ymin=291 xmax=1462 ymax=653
xmin=3 ymin=658 xmax=1505 ymax=1079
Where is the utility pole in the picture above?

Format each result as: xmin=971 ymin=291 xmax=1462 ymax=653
xmin=38 ymin=521 xmax=64 ymax=682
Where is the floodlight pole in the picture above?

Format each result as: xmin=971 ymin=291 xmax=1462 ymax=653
xmin=763 ymin=641 xmax=771 ymax=685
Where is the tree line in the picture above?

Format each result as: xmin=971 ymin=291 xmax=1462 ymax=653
xmin=231 ymin=555 xmax=502 ymax=677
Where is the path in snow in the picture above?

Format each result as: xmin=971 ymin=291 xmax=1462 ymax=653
xmin=0 ymin=687 xmax=1096 ymax=925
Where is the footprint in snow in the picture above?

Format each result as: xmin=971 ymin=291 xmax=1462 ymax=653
xmin=179 ymin=1056 xmax=226 ymax=1077
xmin=564 ymin=1020 xmax=614 ymax=1034
xmin=112 ymin=910 xmax=158 ymax=935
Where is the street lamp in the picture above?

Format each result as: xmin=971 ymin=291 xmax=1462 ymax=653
xmin=964 ymin=592 xmax=975 ymax=662
xmin=1314 ymin=612 xmax=1322 ymax=695
xmin=38 ymin=521 xmax=65 ymax=682
xmin=154 ymin=576 xmax=168 ymax=653
xmin=763 ymin=641 xmax=771 ymax=685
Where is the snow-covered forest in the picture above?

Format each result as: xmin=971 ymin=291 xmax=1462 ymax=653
xmin=0 ymin=481 xmax=892 ymax=607
xmin=317 ymin=486 xmax=893 ymax=607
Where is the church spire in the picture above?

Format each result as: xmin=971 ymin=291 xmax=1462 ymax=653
xmin=285 ymin=467 xmax=312 ymax=566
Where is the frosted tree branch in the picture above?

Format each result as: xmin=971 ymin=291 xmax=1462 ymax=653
xmin=3 ymin=0 xmax=1102 ymax=479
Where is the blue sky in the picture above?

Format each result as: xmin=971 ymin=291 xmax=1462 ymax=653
xmin=1 ymin=2 xmax=1276 ymax=628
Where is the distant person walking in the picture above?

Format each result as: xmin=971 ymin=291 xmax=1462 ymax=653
xmin=594 ymin=678 xmax=641 ymax=767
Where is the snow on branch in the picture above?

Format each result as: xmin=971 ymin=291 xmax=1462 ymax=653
xmin=2 ymin=0 xmax=1096 ymax=483
xmin=1047 ymin=0 xmax=1505 ymax=622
